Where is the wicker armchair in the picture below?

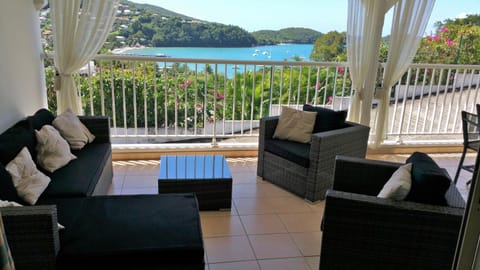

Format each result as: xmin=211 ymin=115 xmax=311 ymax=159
xmin=320 ymin=155 xmax=465 ymax=270
xmin=257 ymin=115 xmax=370 ymax=202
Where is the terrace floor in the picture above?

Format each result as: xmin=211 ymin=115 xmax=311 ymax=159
xmin=110 ymin=153 xmax=475 ymax=270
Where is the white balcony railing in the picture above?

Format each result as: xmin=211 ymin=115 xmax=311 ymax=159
xmin=44 ymin=54 xmax=480 ymax=146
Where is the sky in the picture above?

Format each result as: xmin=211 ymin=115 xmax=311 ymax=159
xmin=130 ymin=0 xmax=480 ymax=36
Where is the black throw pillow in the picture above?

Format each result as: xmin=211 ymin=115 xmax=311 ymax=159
xmin=405 ymin=152 xmax=451 ymax=205
xmin=0 ymin=119 xmax=35 ymax=165
xmin=303 ymin=104 xmax=348 ymax=133
xmin=28 ymin=108 xmax=55 ymax=130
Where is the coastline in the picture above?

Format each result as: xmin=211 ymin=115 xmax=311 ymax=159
xmin=111 ymin=46 xmax=145 ymax=54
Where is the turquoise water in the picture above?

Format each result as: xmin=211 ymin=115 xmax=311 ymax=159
xmin=126 ymin=44 xmax=314 ymax=62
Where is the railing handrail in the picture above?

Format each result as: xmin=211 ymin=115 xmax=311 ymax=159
xmin=42 ymin=52 xmax=480 ymax=146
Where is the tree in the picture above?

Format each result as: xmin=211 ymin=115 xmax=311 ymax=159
xmin=310 ymin=31 xmax=346 ymax=62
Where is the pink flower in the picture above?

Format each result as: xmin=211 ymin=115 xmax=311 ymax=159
xmin=196 ymin=103 xmax=204 ymax=111
xmin=179 ymin=80 xmax=192 ymax=89
xmin=445 ymin=38 xmax=455 ymax=47
xmin=179 ymin=83 xmax=186 ymax=89
xmin=313 ymin=82 xmax=322 ymax=90
xmin=426 ymin=35 xmax=433 ymax=41
xmin=306 ymin=101 xmax=312 ymax=105
xmin=337 ymin=66 xmax=345 ymax=73
xmin=432 ymin=35 xmax=440 ymax=41
xmin=217 ymin=93 xmax=225 ymax=100
xmin=440 ymin=26 xmax=448 ymax=33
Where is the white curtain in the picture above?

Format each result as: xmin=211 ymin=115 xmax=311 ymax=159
xmin=51 ymin=0 xmax=118 ymax=114
xmin=346 ymin=0 xmax=396 ymax=125
xmin=373 ymin=0 xmax=435 ymax=145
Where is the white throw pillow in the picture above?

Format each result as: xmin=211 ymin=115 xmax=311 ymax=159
xmin=52 ymin=109 xmax=95 ymax=150
xmin=378 ymin=163 xmax=412 ymax=200
xmin=0 ymin=200 xmax=64 ymax=229
xmin=5 ymin=147 xmax=50 ymax=205
xmin=36 ymin=125 xmax=76 ymax=173
xmin=273 ymin=106 xmax=317 ymax=143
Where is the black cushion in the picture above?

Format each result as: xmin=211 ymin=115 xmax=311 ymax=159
xmin=39 ymin=143 xmax=111 ymax=198
xmin=303 ymin=104 xmax=347 ymax=133
xmin=0 ymin=163 xmax=24 ymax=204
xmin=28 ymin=108 xmax=55 ymax=130
xmin=405 ymin=152 xmax=451 ymax=205
xmin=47 ymin=194 xmax=204 ymax=269
xmin=0 ymin=119 xmax=35 ymax=165
xmin=265 ymin=139 xmax=310 ymax=167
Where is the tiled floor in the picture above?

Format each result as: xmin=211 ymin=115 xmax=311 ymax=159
xmin=110 ymin=153 xmax=475 ymax=270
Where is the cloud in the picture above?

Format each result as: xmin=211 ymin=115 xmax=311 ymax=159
xmin=456 ymin=12 xmax=468 ymax=19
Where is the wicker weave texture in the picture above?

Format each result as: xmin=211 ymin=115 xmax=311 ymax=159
xmin=1 ymin=206 xmax=59 ymax=270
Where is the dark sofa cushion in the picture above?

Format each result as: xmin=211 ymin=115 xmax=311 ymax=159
xmin=28 ymin=108 xmax=55 ymax=131
xmin=46 ymin=194 xmax=204 ymax=269
xmin=0 ymin=163 xmax=24 ymax=204
xmin=39 ymin=143 xmax=111 ymax=198
xmin=303 ymin=104 xmax=347 ymax=133
xmin=0 ymin=119 xmax=35 ymax=165
xmin=405 ymin=152 xmax=451 ymax=205
xmin=265 ymin=139 xmax=310 ymax=167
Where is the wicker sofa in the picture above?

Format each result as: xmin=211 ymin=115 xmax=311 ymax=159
xmin=320 ymin=155 xmax=465 ymax=270
xmin=257 ymin=106 xmax=370 ymax=202
xmin=0 ymin=109 xmax=204 ymax=270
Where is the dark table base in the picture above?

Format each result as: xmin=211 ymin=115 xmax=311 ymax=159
xmin=158 ymin=179 xmax=232 ymax=210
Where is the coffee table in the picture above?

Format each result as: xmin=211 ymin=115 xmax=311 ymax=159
xmin=158 ymin=155 xmax=232 ymax=210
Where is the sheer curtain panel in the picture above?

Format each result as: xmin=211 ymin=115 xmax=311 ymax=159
xmin=346 ymin=0 xmax=396 ymax=125
xmin=51 ymin=0 xmax=118 ymax=114
xmin=373 ymin=0 xmax=434 ymax=145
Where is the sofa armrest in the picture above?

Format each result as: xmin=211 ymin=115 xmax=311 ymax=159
xmin=257 ymin=116 xmax=279 ymax=177
xmin=333 ymin=155 xmax=403 ymax=196
xmin=321 ymin=190 xmax=463 ymax=270
xmin=1 ymin=205 xmax=60 ymax=270
xmin=79 ymin=116 xmax=110 ymax=143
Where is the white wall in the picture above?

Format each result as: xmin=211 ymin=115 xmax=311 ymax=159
xmin=0 ymin=1 xmax=46 ymax=133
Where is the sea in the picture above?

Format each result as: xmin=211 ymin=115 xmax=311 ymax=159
xmin=125 ymin=44 xmax=314 ymax=62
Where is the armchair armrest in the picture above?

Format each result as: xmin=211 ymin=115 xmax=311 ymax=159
xmin=1 ymin=205 xmax=60 ymax=270
xmin=333 ymin=155 xmax=403 ymax=196
xmin=79 ymin=116 xmax=110 ymax=143
xmin=321 ymin=190 xmax=463 ymax=270
xmin=306 ymin=123 xmax=370 ymax=199
xmin=257 ymin=116 xmax=279 ymax=177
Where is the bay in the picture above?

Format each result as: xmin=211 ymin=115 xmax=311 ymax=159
xmin=125 ymin=44 xmax=314 ymax=62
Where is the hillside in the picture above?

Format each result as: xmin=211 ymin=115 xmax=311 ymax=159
xmin=40 ymin=1 xmax=319 ymax=51
xmin=252 ymin=28 xmax=323 ymax=45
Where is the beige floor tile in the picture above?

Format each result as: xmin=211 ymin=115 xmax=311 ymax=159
xmin=123 ymin=175 xmax=157 ymax=188
xmin=233 ymin=184 xmax=265 ymax=198
xmin=233 ymin=172 xmax=261 ymax=184
xmin=240 ymin=214 xmax=287 ymax=235
xmin=201 ymin=204 xmax=239 ymax=216
xmin=204 ymin=236 xmax=256 ymax=263
xmin=209 ymin=261 xmax=260 ymax=270
xmin=307 ymin=201 xmax=325 ymax=213
xmin=278 ymin=213 xmax=322 ymax=233
xmin=266 ymin=197 xmax=314 ymax=214
xmin=120 ymin=187 xmax=157 ymax=195
xmin=258 ymin=183 xmax=296 ymax=198
xmin=258 ymin=257 xmax=310 ymax=270
xmin=234 ymin=198 xmax=277 ymax=215
xmin=304 ymin=256 xmax=320 ymax=270
xmin=107 ymin=187 xmax=122 ymax=195
xmin=111 ymin=175 xmax=125 ymax=189
xmin=248 ymin=234 xmax=302 ymax=259
xmin=291 ymin=232 xmax=322 ymax=256
xmin=201 ymin=215 xmax=245 ymax=237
